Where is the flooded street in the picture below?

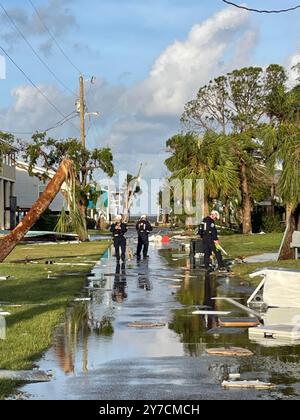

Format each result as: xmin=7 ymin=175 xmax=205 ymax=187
xmin=20 ymin=236 xmax=300 ymax=400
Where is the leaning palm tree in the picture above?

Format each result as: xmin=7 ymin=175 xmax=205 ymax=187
xmin=264 ymin=123 xmax=300 ymax=259
xmin=262 ymin=77 xmax=300 ymax=259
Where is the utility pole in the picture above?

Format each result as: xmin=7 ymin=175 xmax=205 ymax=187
xmin=79 ymin=75 xmax=86 ymax=148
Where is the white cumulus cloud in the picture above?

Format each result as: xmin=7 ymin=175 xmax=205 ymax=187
xmin=124 ymin=7 xmax=257 ymax=117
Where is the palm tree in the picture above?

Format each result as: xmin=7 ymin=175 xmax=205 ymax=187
xmin=264 ymin=123 xmax=300 ymax=259
xmin=165 ymin=132 xmax=239 ymax=221
xmin=263 ymin=75 xmax=300 ymax=259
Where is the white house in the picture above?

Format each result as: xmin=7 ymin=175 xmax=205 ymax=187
xmin=0 ymin=142 xmax=17 ymax=230
xmin=15 ymin=161 xmax=65 ymax=214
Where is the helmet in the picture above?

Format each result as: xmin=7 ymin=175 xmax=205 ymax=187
xmin=141 ymin=215 xmax=147 ymax=220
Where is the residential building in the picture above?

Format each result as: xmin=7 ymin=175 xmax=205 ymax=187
xmin=0 ymin=142 xmax=17 ymax=230
xmin=15 ymin=161 xmax=65 ymax=215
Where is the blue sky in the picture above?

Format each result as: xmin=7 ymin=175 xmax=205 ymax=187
xmin=1 ymin=0 xmax=300 ymax=179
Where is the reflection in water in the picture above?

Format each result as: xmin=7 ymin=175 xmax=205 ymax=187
xmin=53 ymin=264 xmax=118 ymax=374
xmin=203 ymin=272 xmax=217 ymax=330
xmin=169 ymin=271 xmax=218 ymax=356
xmin=169 ymin=262 xmax=250 ymax=356
xmin=22 ymin=244 xmax=300 ymax=399
xmin=112 ymin=263 xmax=128 ymax=303
xmin=54 ymin=303 xmax=90 ymax=374
xmin=137 ymin=259 xmax=152 ymax=291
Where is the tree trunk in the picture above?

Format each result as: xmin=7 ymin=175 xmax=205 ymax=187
xmin=240 ymin=162 xmax=252 ymax=235
xmin=204 ymin=196 xmax=209 ymax=217
xmin=224 ymin=200 xmax=231 ymax=228
xmin=0 ymin=159 xmax=73 ymax=263
xmin=78 ymin=167 xmax=89 ymax=242
xmin=278 ymin=204 xmax=300 ymax=260
xmin=78 ymin=193 xmax=89 ymax=242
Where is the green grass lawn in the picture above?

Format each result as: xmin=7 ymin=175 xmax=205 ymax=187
xmin=220 ymin=232 xmax=283 ymax=258
xmin=233 ymin=259 xmax=300 ymax=281
xmin=218 ymin=232 xmax=300 ymax=281
xmin=88 ymin=229 xmax=111 ymax=235
xmin=0 ymin=240 xmax=110 ymax=399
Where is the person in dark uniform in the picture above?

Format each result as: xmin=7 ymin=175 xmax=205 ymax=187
xmin=198 ymin=210 xmax=226 ymax=272
xmin=136 ymin=215 xmax=153 ymax=260
xmin=110 ymin=215 xmax=128 ymax=263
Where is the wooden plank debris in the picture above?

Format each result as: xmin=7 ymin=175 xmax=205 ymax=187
xmin=206 ymin=347 xmax=254 ymax=357
xmin=219 ymin=317 xmax=260 ymax=328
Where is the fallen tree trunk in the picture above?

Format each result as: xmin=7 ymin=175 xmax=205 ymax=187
xmin=278 ymin=204 xmax=300 ymax=261
xmin=0 ymin=159 xmax=73 ymax=263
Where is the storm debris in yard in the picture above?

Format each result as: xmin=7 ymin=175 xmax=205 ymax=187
xmin=193 ymin=310 xmax=231 ymax=316
xmin=0 ymin=276 xmax=13 ymax=281
xmin=206 ymin=347 xmax=254 ymax=357
xmin=0 ymin=311 xmax=11 ymax=316
xmin=74 ymin=298 xmax=91 ymax=302
xmin=0 ymin=370 xmax=52 ymax=383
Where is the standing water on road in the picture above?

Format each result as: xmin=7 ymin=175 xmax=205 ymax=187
xmin=20 ymin=239 xmax=300 ymax=400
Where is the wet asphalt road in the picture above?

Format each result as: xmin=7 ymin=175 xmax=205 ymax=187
xmin=19 ymin=234 xmax=300 ymax=400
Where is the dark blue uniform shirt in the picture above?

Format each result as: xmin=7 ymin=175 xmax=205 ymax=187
xmin=198 ymin=217 xmax=219 ymax=241
xmin=110 ymin=223 xmax=128 ymax=237
xmin=136 ymin=220 xmax=153 ymax=235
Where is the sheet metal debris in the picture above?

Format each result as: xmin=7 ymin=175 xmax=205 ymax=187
xmin=206 ymin=347 xmax=254 ymax=357
xmin=222 ymin=380 xmax=276 ymax=390
xmin=192 ymin=310 xmax=231 ymax=316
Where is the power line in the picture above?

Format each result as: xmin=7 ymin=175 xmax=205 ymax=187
xmin=44 ymin=111 xmax=78 ymax=132
xmin=222 ymin=1 xmax=300 ymax=13
xmin=0 ymin=112 xmax=78 ymax=136
xmin=0 ymin=2 xmax=77 ymax=97
xmin=28 ymin=0 xmax=82 ymax=75
xmin=0 ymin=43 xmax=79 ymax=133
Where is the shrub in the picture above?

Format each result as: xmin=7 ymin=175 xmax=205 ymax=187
xmin=262 ymin=214 xmax=284 ymax=233
xmin=32 ymin=210 xmax=59 ymax=231
xmin=87 ymin=217 xmax=97 ymax=230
